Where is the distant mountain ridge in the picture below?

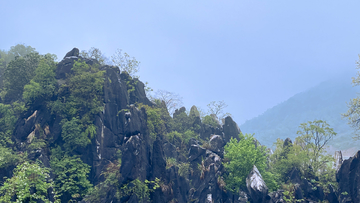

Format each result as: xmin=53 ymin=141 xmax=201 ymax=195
xmin=240 ymin=73 xmax=360 ymax=152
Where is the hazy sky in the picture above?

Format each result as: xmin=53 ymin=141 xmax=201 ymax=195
xmin=2 ymin=1 xmax=360 ymax=125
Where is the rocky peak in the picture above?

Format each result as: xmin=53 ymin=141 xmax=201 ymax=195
xmin=63 ymin=47 xmax=79 ymax=59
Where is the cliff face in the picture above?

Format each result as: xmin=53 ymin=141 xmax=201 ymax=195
xmin=5 ymin=48 xmax=360 ymax=203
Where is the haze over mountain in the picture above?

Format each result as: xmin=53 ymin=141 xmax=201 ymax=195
xmin=240 ymin=72 xmax=360 ymax=154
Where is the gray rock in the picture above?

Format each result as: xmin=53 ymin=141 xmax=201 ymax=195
xmin=246 ymin=165 xmax=268 ymax=203
xmin=209 ymin=135 xmax=225 ymax=157
xmin=63 ymin=47 xmax=79 ymax=58
xmin=223 ymin=116 xmax=241 ymax=143
xmin=337 ymin=150 xmax=360 ymax=203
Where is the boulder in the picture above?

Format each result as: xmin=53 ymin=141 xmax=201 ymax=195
xmin=209 ymin=135 xmax=225 ymax=157
xmin=246 ymin=165 xmax=269 ymax=203
xmin=188 ymin=144 xmax=206 ymax=162
xmin=223 ymin=116 xmax=241 ymax=143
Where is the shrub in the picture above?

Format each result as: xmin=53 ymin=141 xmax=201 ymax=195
xmin=0 ymin=161 xmax=58 ymax=203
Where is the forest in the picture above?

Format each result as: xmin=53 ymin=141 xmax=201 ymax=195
xmin=0 ymin=44 xmax=359 ymax=203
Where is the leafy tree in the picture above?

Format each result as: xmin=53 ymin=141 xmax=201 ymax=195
xmin=202 ymin=115 xmax=220 ymax=128
xmin=295 ymin=120 xmax=336 ymax=174
xmin=23 ymin=59 xmax=57 ymax=103
xmin=223 ymin=133 xmax=277 ymax=192
xmin=343 ymin=56 xmax=360 ymax=140
xmin=0 ymin=103 xmax=16 ymax=146
xmin=49 ymin=60 xmax=103 ymax=152
xmin=67 ymin=60 xmax=104 ymax=119
xmin=50 ymin=148 xmax=92 ymax=202
xmin=137 ymin=103 xmax=166 ymax=141
xmin=0 ymin=161 xmax=58 ymax=203
xmin=1 ymin=52 xmax=40 ymax=102
xmin=0 ymin=44 xmax=37 ymax=64
xmin=0 ymin=145 xmax=19 ymax=169
xmin=1 ymin=51 xmax=56 ymax=103
xmin=111 ymin=48 xmax=140 ymax=77
xmin=269 ymin=138 xmax=308 ymax=183
xmin=207 ymin=100 xmax=231 ymax=124
xmin=270 ymin=120 xmax=337 ymax=191
xmin=61 ymin=118 xmax=91 ymax=152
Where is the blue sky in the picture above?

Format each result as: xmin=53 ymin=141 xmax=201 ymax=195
xmin=1 ymin=1 xmax=360 ymax=125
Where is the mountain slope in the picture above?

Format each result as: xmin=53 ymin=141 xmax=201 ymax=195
xmin=240 ymin=73 xmax=360 ymax=152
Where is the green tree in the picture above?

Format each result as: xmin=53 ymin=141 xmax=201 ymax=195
xmin=223 ymin=133 xmax=277 ymax=192
xmin=61 ymin=118 xmax=91 ymax=152
xmin=23 ymin=58 xmax=57 ymax=103
xmin=0 ymin=44 xmax=37 ymax=64
xmin=49 ymin=59 xmax=103 ymax=151
xmin=1 ymin=51 xmax=56 ymax=103
xmin=295 ymin=120 xmax=336 ymax=174
xmin=50 ymin=149 xmax=92 ymax=202
xmin=270 ymin=120 xmax=337 ymax=192
xmin=0 ymin=161 xmax=58 ymax=203
xmin=269 ymin=138 xmax=308 ymax=183
xmin=0 ymin=103 xmax=16 ymax=146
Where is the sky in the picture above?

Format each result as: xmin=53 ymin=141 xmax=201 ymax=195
xmin=1 ymin=1 xmax=360 ymax=125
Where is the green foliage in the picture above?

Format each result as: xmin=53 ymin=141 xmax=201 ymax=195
xmin=68 ymin=60 xmax=104 ymax=117
xmin=50 ymin=59 xmax=104 ymax=120
xmin=116 ymin=178 xmax=160 ymax=202
xmin=2 ymin=53 xmax=38 ymax=102
xmin=270 ymin=120 xmax=337 ymax=192
xmin=166 ymin=157 xmax=177 ymax=169
xmin=137 ymin=103 xmax=166 ymax=140
xmin=183 ymin=129 xmax=198 ymax=144
xmin=223 ymin=133 xmax=277 ymax=192
xmin=27 ymin=137 xmax=47 ymax=151
xmin=282 ymin=183 xmax=304 ymax=203
xmin=165 ymin=131 xmax=182 ymax=143
xmin=11 ymin=101 xmax=27 ymax=118
xmin=178 ymin=162 xmax=190 ymax=178
xmin=0 ymin=145 xmax=19 ymax=168
xmin=48 ymin=59 xmax=103 ymax=153
xmin=0 ymin=161 xmax=59 ymax=203
xmin=50 ymin=150 xmax=92 ymax=202
xmin=344 ymin=55 xmax=360 ymax=140
xmin=295 ymin=120 xmax=336 ymax=177
xmin=0 ymin=44 xmax=37 ymax=64
xmin=269 ymin=138 xmax=307 ymax=183
xmin=202 ymin=115 xmax=219 ymax=128
xmin=23 ymin=59 xmax=56 ymax=103
xmin=0 ymin=103 xmax=16 ymax=146
xmin=173 ymin=110 xmax=191 ymax=133
xmin=61 ymin=118 xmax=91 ymax=152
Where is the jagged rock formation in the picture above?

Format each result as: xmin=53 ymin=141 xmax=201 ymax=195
xmin=4 ymin=48 xmax=360 ymax=203
xmin=337 ymin=150 xmax=360 ymax=203
xmin=246 ymin=165 xmax=269 ymax=203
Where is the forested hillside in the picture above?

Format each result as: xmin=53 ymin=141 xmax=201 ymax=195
xmin=0 ymin=44 xmax=360 ymax=202
xmin=241 ymin=74 xmax=360 ymax=152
